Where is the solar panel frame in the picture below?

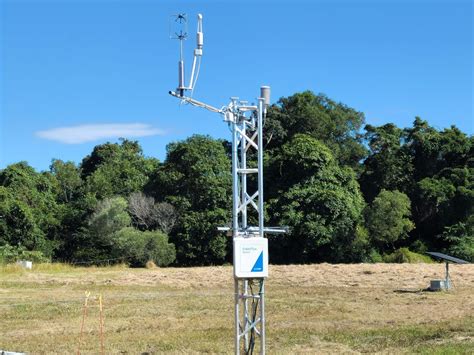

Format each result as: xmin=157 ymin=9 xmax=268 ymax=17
xmin=426 ymin=252 xmax=469 ymax=264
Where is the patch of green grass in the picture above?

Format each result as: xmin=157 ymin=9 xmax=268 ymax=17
xmin=32 ymin=262 xmax=129 ymax=273
xmin=268 ymin=327 xmax=314 ymax=348
xmin=414 ymin=342 xmax=474 ymax=354
xmin=0 ymin=262 xmax=130 ymax=274
xmin=383 ymin=248 xmax=433 ymax=263
xmin=3 ymin=302 xmax=80 ymax=320
xmin=323 ymin=318 xmax=474 ymax=352
xmin=0 ymin=263 xmax=27 ymax=274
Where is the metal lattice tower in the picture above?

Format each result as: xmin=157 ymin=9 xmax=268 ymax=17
xmin=229 ymin=96 xmax=266 ymax=355
xmin=169 ymin=14 xmax=285 ymax=355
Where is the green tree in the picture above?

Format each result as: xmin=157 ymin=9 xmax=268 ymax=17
xmin=0 ymin=187 xmax=45 ymax=251
xmin=47 ymin=160 xmax=95 ymax=261
xmin=359 ymin=119 xmax=473 ymax=257
xmin=403 ymin=118 xmax=471 ymax=181
xmin=54 ymin=192 xmax=97 ymax=261
xmin=416 ymin=167 xmax=474 ymax=248
xmin=403 ymin=119 xmax=473 ymax=252
xmin=173 ymin=209 xmax=228 ymax=265
xmin=439 ymin=216 xmax=474 ymax=262
xmin=365 ymin=190 xmax=414 ymax=252
xmin=0 ymin=162 xmax=61 ymax=256
xmin=359 ymin=124 xmax=413 ymax=202
xmin=148 ymin=135 xmax=232 ymax=265
xmin=82 ymin=139 xmax=159 ymax=199
xmin=268 ymin=134 xmax=365 ymax=263
xmin=73 ymin=196 xmax=131 ymax=262
xmin=50 ymin=159 xmax=82 ymax=203
xmin=265 ymin=91 xmax=367 ymax=169
xmin=88 ymin=197 xmax=131 ymax=237
xmin=151 ymin=135 xmax=231 ymax=211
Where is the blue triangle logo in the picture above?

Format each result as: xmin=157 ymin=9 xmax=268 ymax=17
xmin=251 ymin=251 xmax=264 ymax=272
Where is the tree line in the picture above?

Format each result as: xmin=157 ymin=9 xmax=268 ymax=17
xmin=0 ymin=91 xmax=472 ymax=266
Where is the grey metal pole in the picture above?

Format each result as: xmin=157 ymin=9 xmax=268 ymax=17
xmin=235 ymin=279 xmax=240 ymax=355
xmin=232 ymin=99 xmax=239 ymax=238
xmin=241 ymin=118 xmax=250 ymax=350
xmin=445 ymin=262 xmax=450 ymax=289
xmin=257 ymin=98 xmax=264 ymax=238
xmin=244 ymin=280 xmax=249 ymax=350
xmin=241 ymin=120 xmax=248 ymax=229
xmin=260 ymin=279 xmax=266 ymax=355
xmin=232 ymin=98 xmax=241 ymax=355
xmin=257 ymin=97 xmax=265 ymax=354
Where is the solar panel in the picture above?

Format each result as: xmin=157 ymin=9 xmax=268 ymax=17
xmin=426 ymin=252 xmax=469 ymax=264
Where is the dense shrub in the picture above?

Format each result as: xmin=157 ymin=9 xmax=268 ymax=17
xmin=0 ymin=244 xmax=50 ymax=264
xmin=440 ymin=218 xmax=474 ymax=262
xmin=113 ymin=227 xmax=176 ymax=267
xmin=383 ymin=248 xmax=432 ymax=263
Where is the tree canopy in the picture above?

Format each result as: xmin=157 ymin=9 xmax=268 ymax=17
xmin=148 ymin=135 xmax=232 ymax=265
xmin=365 ymin=190 xmax=414 ymax=252
xmin=0 ymin=92 xmax=472 ymax=265
xmin=267 ymin=134 xmax=365 ymax=263
xmin=265 ymin=91 xmax=367 ymax=169
xmin=82 ymin=139 xmax=158 ymax=199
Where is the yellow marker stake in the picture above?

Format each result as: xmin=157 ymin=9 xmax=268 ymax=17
xmin=99 ymin=293 xmax=105 ymax=355
xmin=77 ymin=291 xmax=91 ymax=355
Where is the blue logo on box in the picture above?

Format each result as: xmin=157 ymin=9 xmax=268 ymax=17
xmin=251 ymin=251 xmax=264 ymax=272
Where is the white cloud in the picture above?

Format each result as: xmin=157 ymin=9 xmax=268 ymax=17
xmin=36 ymin=123 xmax=165 ymax=144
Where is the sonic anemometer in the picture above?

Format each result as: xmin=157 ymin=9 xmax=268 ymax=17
xmin=170 ymin=13 xmax=203 ymax=97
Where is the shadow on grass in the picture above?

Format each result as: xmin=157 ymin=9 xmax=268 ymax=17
xmin=393 ymin=288 xmax=431 ymax=293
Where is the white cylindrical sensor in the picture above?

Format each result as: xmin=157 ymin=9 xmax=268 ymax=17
xmin=260 ymin=86 xmax=271 ymax=106
xmin=178 ymin=60 xmax=185 ymax=96
xmin=197 ymin=32 xmax=203 ymax=49
xmin=178 ymin=60 xmax=185 ymax=88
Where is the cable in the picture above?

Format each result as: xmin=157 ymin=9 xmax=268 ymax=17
xmin=190 ymin=56 xmax=202 ymax=98
xmin=244 ymin=279 xmax=261 ymax=355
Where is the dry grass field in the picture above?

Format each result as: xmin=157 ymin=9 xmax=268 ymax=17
xmin=0 ymin=263 xmax=473 ymax=354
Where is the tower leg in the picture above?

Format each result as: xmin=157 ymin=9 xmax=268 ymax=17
xmin=235 ymin=279 xmax=240 ymax=355
xmin=445 ymin=262 xmax=450 ymax=290
xmin=235 ymin=278 xmax=265 ymax=354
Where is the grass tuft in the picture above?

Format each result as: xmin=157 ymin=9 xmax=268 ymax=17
xmin=0 ymin=263 xmax=26 ymax=274
xmin=145 ymin=260 xmax=157 ymax=269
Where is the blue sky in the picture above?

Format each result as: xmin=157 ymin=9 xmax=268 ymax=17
xmin=1 ymin=0 xmax=472 ymax=171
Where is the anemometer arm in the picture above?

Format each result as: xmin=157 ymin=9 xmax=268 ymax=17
xmin=169 ymin=91 xmax=222 ymax=114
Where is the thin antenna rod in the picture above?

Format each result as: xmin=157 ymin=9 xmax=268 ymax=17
xmin=170 ymin=13 xmax=188 ymax=96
